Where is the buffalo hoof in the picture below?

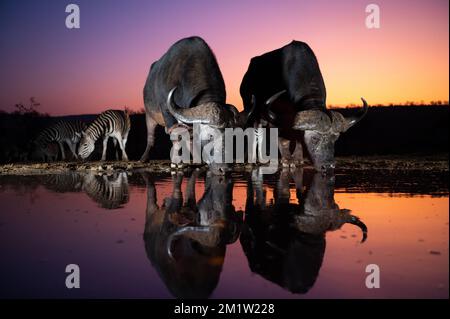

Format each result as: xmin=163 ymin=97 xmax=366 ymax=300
xmin=281 ymin=161 xmax=290 ymax=168
xmin=170 ymin=163 xmax=185 ymax=170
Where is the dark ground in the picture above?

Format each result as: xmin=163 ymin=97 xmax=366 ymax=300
xmin=0 ymin=105 xmax=448 ymax=163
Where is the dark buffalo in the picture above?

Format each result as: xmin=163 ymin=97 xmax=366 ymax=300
xmin=140 ymin=36 xmax=250 ymax=173
xmin=141 ymin=170 xmax=242 ymax=298
xmin=240 ymin=168 xmax=367 ymax=294
xmin=240 ymin=41 xmax=368 ymax=171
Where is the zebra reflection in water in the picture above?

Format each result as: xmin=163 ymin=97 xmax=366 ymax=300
xmin=41 ymin=172 xmax=129 ymax=209
xmin=82 ymin=172 xmax=129 ymax=209
xmin=42 ymin=173 xmax=84 ymax=193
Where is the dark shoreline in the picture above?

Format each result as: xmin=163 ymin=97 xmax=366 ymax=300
xmin=0 ymin=154 xmax=447 ymax=175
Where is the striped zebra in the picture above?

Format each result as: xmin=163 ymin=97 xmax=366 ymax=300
xmin=33 ymin=120 xmax=87 ymax=160
xmin=31 ymin=142 xmax=59 ymax=162
xmin=43 ymin=173 xmax=84 ymax=193
xmin=82 ymin=172 xmax=129 ymax=209
xmin=78 ymin=110 xmax=131 ymax=161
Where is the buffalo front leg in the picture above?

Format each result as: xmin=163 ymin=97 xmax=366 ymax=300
xmin=140 ymin=114 xmax=157 ymax=162
xmin=292 ymin=140 xmax=304 ymax=166
xmin=278 ymin=137 xmax=292 ymax=167
xmin=255 ymin=122 xmax=265 ymax=165
xmin=275 ymin=167 xmax=291 ymax=203
xmin=184 ymin=169 xmax=199 ymax=208
xmin=142 ymin=172 xmax=159 ymax=221
xmin=251 ymin=168 xmax=266 ymax=209
xmin=291 ymin=166 xmax=304 ymax=200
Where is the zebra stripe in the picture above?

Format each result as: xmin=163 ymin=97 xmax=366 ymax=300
xmin=78 ymin=110 xmax=131 ymax=161
xmin=34 ymin=120 xmax=87 ymax=160
xmin=82 ymin=172 xmax=129 ymax=209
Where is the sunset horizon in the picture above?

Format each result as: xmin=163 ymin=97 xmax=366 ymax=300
xmin=0 ymin=0 xmax=448 ymax=305
xmin=0 ymin=0 xmax=448 ymax=116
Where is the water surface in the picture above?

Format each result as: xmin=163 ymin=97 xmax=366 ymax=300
xmin=0 ymin=168 xmax=448 ymax=298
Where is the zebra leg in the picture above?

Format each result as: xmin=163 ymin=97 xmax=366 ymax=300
xmin=122 ymin=132 xmax=129 ymax=161
xmin=112 ymin=138 xmax=119 ymax=160
xmin=67 ymin=141 xmax=78 ymax=160
xmin=101 ymin=136 xmax=109 ymax=161
xmin=292 ymin=140 xmax=304 ymax=166
xmin=58 ymin=142 xmax=66 ymax=161
xmin=116 ymin=136 xmax=129 ymax=161
xmin=140 ymin=114 xmax=157 ymax=162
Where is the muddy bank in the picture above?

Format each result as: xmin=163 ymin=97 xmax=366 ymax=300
xmin=0 ymin=154 xmax=447 ymax=175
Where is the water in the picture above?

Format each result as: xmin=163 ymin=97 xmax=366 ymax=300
xmin=0 ymin=168 xmax=448 ymax=299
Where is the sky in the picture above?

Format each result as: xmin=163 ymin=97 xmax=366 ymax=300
xmin=0 ymin=0 xmax=448 ymax=115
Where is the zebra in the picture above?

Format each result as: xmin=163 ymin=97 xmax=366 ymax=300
xmin=31 ymin=142 xmax=59 ymax=162
xmin=33 ymin=120 xmax=87 ymax=160
xmin=82 ymin=172 xmax=129 ymax=209
xmin=78 ymin=110 xmax=130 ymax=161
xmin=43 ymin=173 xmax=84 ymax=193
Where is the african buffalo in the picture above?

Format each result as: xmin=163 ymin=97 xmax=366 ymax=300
xmin=140 ymin=36 xmax=250 ymax=173
xmin=240 ymin=41 xmax=368 ymax=171
xmin=141 ymin=170 xmax=242 ymax=298
xmin=240 ymin=168 xmax=367 ymax=293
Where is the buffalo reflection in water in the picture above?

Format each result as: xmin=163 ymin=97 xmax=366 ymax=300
xmin=142 ymin=170 xmax=242 ymax=299
xmin=240 ymin=168 xmax=368 ymax=294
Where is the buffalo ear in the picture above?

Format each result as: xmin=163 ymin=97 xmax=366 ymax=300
xmin=330 ymin=111 xmax=348 ymax=133
xmin=292 ymin=110 xmax=331 ymax=132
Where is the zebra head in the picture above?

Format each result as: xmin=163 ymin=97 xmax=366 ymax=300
xmin=77 ymin=132 xmax=95 ymax=159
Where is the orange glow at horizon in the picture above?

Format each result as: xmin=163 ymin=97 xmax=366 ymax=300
xmin=0 ymin=0 xmax=448 ymax=115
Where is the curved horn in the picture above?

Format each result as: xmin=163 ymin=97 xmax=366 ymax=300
xmin=166 ymin=226 xmax=211 ymax=259
xmin=166 ymin=87 xmax=205 ymax=124
xmin=237 ymin=95 xmax=257 ymax=126
xmin=265 ymin=90 xmax=287 ymax=122
xmin=345 ymin=97 xmax=368 ymax=129
xmin=167 ymin=87 xmax=226 ymax=126
xmin=346 ymin=215 xmax=368 ymax=243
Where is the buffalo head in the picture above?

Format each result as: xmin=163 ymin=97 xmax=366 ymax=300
xmin=267 ymin=91 xmax=368 ymax=171
xmin=167 ymin=87 xmax=254 ymax=174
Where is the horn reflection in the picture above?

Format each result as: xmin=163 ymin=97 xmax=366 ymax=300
xmin=142 ymin=169 xmax=242 ymax=299
xmin=240 ymin=167 xmax=368 ymax=294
